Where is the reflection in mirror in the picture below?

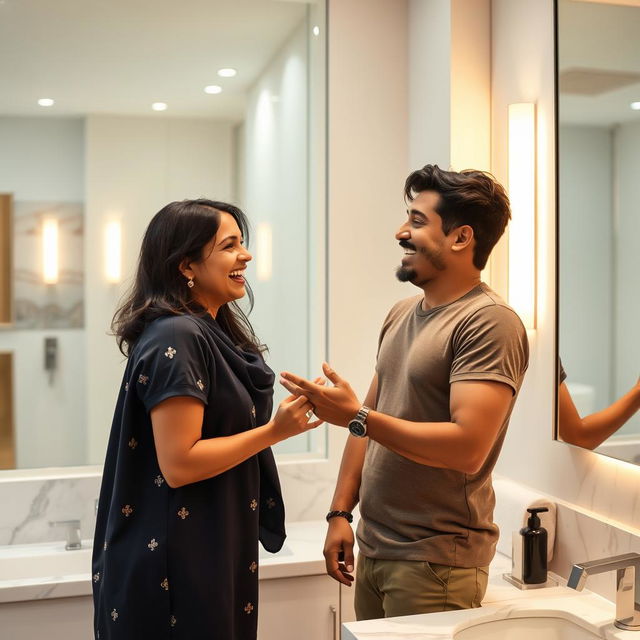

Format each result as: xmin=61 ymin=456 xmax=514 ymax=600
xmin=0 ymin=0 xmax=326 ymax=470
xmin=556 ymin=0 xmax=640 ymax=464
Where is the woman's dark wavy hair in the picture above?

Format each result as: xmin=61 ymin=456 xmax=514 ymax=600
xmin=112 ymin=199 xmax=265 ymax=357
xmin=404 ymin=164 xmax=511 ymax=270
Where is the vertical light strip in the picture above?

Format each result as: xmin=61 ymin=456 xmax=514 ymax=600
xmin=42 ymin=218 xmax=59 ymax=284
xmin=105 ymin=221 xmax=122 ymax=283
xmin=256 ymin=223 xmax=273 ymax=282
xmin=256 ymin=222 xmax=273 ymax=282
xmin=508 ymin=103 xmax=537 ymax=330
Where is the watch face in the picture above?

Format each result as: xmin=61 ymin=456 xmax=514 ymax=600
xmin=349 ymin=420 xmax=366 ymax=437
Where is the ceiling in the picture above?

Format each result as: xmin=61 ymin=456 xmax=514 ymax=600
xmin=559 ymin=0 xmax=640 ymax=126
xmin=0 ymin=0 xmax=311 ymax=120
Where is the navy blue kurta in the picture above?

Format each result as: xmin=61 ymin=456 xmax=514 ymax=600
xmin=92 ymin=313 xmax=285 ymax=640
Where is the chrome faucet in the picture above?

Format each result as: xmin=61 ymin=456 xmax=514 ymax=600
xmin=568 ymin=552 xmax=640 ymax=631
xmin=50 ymin=519 xmax=82 ymax=551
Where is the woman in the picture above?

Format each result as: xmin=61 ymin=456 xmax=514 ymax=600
xmin=92 ymin=199 xmax=320 ymax=640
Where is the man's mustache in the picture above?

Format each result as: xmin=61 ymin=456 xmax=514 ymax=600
xmin=399 ymin=240 xmax=417 ymax=251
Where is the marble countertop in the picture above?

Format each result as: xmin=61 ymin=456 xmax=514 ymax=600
xmin=0 ymin=520 xmax=329 ymax=604
xmin=342 ymin=553 xmax=635 ymax=640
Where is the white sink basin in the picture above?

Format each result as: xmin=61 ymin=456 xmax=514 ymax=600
xmin=0 ymin=540 xmax=292 ymax=583
xmin=455 ymin=615 xmax=602 ymax=640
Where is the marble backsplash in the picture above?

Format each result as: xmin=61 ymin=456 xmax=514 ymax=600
xmin=0 ymin=461 xmax=338 ymax=546
xmin=2 ymin=467 xmax=640 ymax=610
xmin=493 ymin=474 xmax=640 ymax=605
xmin=0 ymin=470 xmax=102 ymax=545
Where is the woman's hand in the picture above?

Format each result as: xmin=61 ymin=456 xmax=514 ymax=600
xmin=271 ymin=394 xmax=324 ymax=442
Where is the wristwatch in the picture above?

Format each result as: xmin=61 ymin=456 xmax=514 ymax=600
xmin=348 ymin=406 xmax=370 ymax=438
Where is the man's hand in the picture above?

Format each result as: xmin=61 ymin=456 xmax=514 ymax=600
xmin=280 ymin=363 xmax=361 ymax=427
xmin=323 ymin=517 xmax=355 ymax=587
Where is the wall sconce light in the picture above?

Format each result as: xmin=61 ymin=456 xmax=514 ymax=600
xmin=105 ymin=221 xmax=122 ymax=284
xmin=507 ymin=102 xmax=537 ymax=330
xmin=42 ymin=218 xmax=59 ymax=284
xmin=256 ymin=223 xmax=272 ymax=282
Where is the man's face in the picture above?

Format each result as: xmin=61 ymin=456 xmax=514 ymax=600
xmin=395 ymin=190 xmax=450 ymax=286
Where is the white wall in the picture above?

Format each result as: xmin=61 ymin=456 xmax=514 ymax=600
xmin=84 ymin=115 xmax=234 ymax=463
xmin=0 ymin=117 xmax=86 ymax=468
xmin=491 ymin=0 xmax=640 ymax=530
xmin=408 ymin=0 xmax=491 ymax=172
xmin=558 ymin=125 xmax=613 ymax=412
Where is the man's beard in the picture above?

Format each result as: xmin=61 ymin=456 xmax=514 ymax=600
xmin=395 ymin=246 xmax=446 ymax=283
xmin=395 ymin=266 xmax=417 ymax=282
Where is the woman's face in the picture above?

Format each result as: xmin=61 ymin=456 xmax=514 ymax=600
xmin=186 ymin=212 xmax=252 ymax=314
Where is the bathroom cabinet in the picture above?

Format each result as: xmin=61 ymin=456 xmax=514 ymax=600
xmin=259 ymin=575 xmax=340 ymax=639
xmin=0 ymin=577 xmax=354 ymax=640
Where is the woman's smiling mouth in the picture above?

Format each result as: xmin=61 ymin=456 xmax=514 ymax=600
xmin=229 ymin=269 xmax=246 ymax=283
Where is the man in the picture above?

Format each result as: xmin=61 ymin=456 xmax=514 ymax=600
xmin=280 ymin=164 xmax=529 ymax=619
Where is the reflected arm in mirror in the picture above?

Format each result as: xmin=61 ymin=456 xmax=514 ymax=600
xmin=558 ymin=378 xmax=640 ymax=451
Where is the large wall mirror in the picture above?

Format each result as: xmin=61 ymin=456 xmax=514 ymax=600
xmin=0 ymin=0 xmax=327 ymax=470
xmin=556 ymin=0 xmax=640 ymax=464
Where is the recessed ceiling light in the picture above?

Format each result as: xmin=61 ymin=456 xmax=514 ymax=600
xmin=204 ymin=85 xmax=222 ymax=95
xmin=217 ymin=68 xmax=237 ymax=78
xmin=152 ymin=102 xmax=168 ymax=111
xmin=38 ymin=98 xmax=54 ymax=107
xmin=631 ymin=101 xmax=640 ymax=110
xmin=312 ymin=26 xmax=320 ymax=36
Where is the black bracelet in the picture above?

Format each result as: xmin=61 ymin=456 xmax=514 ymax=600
xmin=326 ymin=510 xmax=353 ymax=523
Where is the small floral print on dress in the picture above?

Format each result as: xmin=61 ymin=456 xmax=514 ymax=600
xmin=128 ymin=437 xmax=138 ymax=450
xmin=251 ymin=405 xmax=256 ymax=418
xmin=244 ymin=603 xmax=254 ymax=614
xmin=250 ymin=499 xmax=258 ymax=511
xmin=138 ymin=374 xmax=149 ymax=385
xmin=148 ymin=538 xmax=158 ymax=551
xmin=196 ymin=379 xmax=204 ymax=391
xmin=93 ymin=572 xmax=100 ymax=582
xmin=111 ymin=609 xmax=118 ymax=622
xmin=170 ymin=615 xmax=177 ymax=628
xmin=177 ymin=507 xmax=189 ymax=520
xmin=266 ymin=497 xmax=276 ymax=509
xmin=249 ymin=561 xmax=257 ymax=573
xmin=121 ymin=504 xmax=133 ymax=517
xmin=161 ymin=578 xmax=169 ymax=591
xmin=164 ymin=346 xmax=176 ymax=359
xmin=154 ymin=474 xmax=164 ymax=487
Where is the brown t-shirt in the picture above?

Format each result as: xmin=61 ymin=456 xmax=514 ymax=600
xmin=356 ymin=283 xmax=529 ymax=568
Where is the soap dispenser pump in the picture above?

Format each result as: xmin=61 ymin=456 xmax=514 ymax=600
xmin=521 ymin=507 xmax=548 ymax=584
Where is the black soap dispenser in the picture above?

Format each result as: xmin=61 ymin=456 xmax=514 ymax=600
xmin=520 ymin=507 xmax=548 ymax=584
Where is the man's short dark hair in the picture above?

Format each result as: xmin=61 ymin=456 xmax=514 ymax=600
xmin=404 ymin=164 xmax=511 ymax=270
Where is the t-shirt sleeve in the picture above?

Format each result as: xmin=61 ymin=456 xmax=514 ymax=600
xmin=449 ymin=304 xmax=529 ymax=395
xmin=558 ymin=358 xmax=567 ymax=384
xmin=133 ymin=316 xmax=212 ymax=412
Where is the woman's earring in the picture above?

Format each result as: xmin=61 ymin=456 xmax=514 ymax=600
xmin=187 ymin=277 xmax=195 ymax=289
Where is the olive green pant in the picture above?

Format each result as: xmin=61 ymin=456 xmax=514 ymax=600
xmin=354 ymin=554 xmax=489 ymax=620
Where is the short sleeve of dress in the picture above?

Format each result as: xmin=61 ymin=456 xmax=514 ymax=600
xmin=449 ymin=304 xmax=529 ymax=395
xmin=133 ymin=315 xmax=211 ymax=412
